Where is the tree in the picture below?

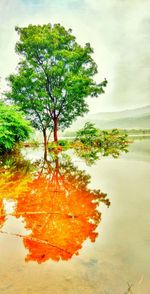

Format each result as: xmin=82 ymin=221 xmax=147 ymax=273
xmin=74 ymin=122 xmax=130 ymax=162
xmin=0 ymin=102 xmax=32 ymax=153
xmin=6 ymin=23 xmax=107 ymax=150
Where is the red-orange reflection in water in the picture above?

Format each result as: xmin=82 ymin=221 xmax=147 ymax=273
xmin=16 ymin=158 xmax=109 ymax=263
xmin=0 ymin=200 xmax=5 ymax=228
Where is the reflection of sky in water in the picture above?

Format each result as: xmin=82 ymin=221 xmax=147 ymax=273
xmin=21 ymin=147 xmax=45 ymax=161
xmin=3 ymin=200 xmax=16 ymax=214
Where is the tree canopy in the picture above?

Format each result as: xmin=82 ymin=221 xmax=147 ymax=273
xmin=6 ymin=23 xmax=107 ymax=146
xmin=0 ymin=102 xmax=32 ymax=152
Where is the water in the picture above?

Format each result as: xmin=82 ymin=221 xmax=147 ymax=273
xmin=0 ymin=140 xmax=150 ymax=294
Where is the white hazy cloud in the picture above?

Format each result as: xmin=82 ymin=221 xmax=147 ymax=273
xmin=0 ymin=0 xmax=149 ymax=113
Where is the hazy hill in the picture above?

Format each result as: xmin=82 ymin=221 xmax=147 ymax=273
xmin=69 ymin=105 xmax=150 ymax=130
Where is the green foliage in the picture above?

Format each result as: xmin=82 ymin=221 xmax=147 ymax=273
xmin=58 ymin=139 xmax=71 ymax=149
xmin=0 ymin=102 xmax=32 ymax=153
xmin=74 ymin=122 xmax=130 ymax=163
xmin=48 ymin=141 xmax=60 ymax=151
xmin=75 ymin=122 xmax=99 ymax=146
xmin=6 ymin=23 xmax=107 ymax=142
xmin=24 ymin=139 xmax=40 ymax=148
xmin=48 ymin=139 xmax=71 ymax=152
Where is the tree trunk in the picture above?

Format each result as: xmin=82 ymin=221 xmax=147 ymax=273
xmin=54 ymin=116 xmax=58 ymax=142
xmin=43 ymin=128 xmax=48 ymax=160
xmin=55 ymin=156 xmax=59 ymax=186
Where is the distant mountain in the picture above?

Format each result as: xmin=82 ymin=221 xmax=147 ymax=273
xmin=69 ymin=105 xmax=150 ymax=130
xmin=88 ymin=105 xmax=150 ymax=120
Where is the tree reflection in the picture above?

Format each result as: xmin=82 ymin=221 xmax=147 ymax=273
xmin=0 ymin=200 xmax=5 ymax=229
xmin=0 ymin=151 xmax=33 ymax=200
xmin=0 ymin=152 xmax=110 ymax=263
xmin=16 ymin=155 xmax=110 ymax=263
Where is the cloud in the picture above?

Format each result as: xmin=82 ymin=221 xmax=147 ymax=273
xmin=83 ymin=0 xmax=150 ymax=110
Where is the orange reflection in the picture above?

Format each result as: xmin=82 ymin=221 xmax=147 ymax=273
xmin=16 ymin=157 xmax=110 ymax=263
xmin=0 ymin=200 xmax=5 ymax=228
xmin=0 ymin=153 xmax=32 ymax=200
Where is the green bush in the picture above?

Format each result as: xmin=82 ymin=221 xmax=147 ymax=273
xmin=48 ymin=139 xmax=71 ymax=152
xmin=58 ymin=139 xmax=71 ymax=149
xmin=48 ymin=141 xmax=59 ymax=151
xmin=24 ymin=139 xmax=40 ymax=148
xmin=0 ymin=102 xmax=32 ymax=153
xmin=74 ymin=122 xmax=130 ymax=162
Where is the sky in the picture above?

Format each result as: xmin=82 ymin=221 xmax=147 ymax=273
xmin=0 ymin=0 xmax=149 ymax=113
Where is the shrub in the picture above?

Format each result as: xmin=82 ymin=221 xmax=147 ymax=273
xmin=74 ymin=122 xmax=130 ymax=162
xmin=0 ymin=102 xmax=32 ymax=153
xmin=48 ymin=139 xmax=71 ymax=152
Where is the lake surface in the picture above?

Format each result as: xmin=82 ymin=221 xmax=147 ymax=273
xmin=0 ymin=139 xmax=150 ymax=294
